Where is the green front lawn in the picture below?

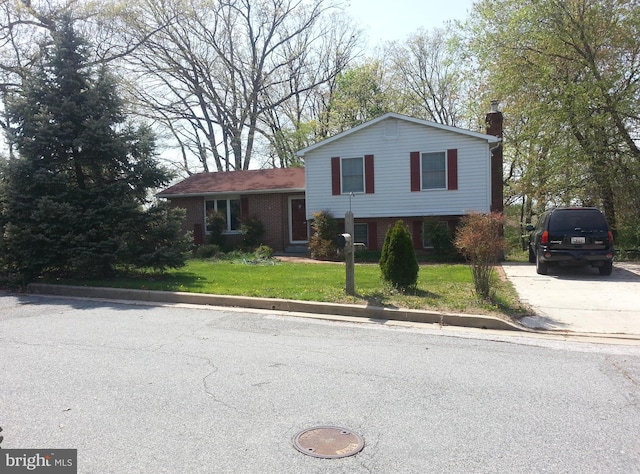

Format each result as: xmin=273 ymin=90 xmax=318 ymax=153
xmin=53 ymin=258 xmax=529 ymax=319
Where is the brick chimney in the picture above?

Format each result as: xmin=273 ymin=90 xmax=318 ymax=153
xmin=486 ymin=100 xmax=503 ymax=213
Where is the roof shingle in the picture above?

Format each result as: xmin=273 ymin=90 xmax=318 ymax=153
xmin=158 ymin=167 xmax=305 ymax=197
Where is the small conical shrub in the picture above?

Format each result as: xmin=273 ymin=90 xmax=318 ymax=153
xmin=379 ymin=220 xmax=419 ymax=290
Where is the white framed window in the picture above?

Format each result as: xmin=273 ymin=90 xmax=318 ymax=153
xmin=341 ymin=157 xmax=364 ymax=193
xmin=421 ymin=152 xmax=446 ymax=190
xmin=205 ymin=197 xmax=241 ymax=233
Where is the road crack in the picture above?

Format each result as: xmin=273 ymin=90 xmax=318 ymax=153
xmin=607 ymin=356 xmax=640 ymax=389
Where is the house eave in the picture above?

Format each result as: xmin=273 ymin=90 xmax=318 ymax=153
xmin=158 ymin=187 xmax=306 ymax=199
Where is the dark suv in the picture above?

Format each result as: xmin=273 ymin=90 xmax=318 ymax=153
xmin=527 ymin=207 xmax=614 ymax=276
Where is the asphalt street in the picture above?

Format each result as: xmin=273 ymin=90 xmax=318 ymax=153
xmin=1 ymin=293 xmax=640 ymax=473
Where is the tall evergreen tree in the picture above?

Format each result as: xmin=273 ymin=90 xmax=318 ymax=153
xmin=1 ymin=16 xmax=191 ymax=281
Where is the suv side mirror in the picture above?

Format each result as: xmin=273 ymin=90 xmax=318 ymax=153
xmin=525 ymin=224 xmax=535 ymax=232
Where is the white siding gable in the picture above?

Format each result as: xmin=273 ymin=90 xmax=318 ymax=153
xmin=302 ymin=116 xmax=496 ymax=220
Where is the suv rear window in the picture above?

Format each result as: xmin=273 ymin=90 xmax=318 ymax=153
xmin=548 ymin=209 xmax=608 ymax=232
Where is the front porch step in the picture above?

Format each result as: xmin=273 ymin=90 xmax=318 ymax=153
xmin=284 ymin=245 xmax=310 ymax=255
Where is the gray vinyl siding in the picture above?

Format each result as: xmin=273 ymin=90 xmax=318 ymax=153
xmin=304 ymin=118 xmax=492 ymax=220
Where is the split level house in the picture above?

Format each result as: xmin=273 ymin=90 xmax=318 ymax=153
xmin=157 ymin=107 xmax=504 ymax=253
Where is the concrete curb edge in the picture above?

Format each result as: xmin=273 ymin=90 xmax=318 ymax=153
xmin=26 ymin=283 xmax=523 ymax=332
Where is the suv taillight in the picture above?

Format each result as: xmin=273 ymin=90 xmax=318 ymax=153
xmin=608 ymin=231 xmax=614 ymax=244
xmin=541 ymin=230 xmax=549 ymax=244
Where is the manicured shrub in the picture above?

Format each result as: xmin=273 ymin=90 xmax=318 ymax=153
xmin=206 ymin=210 xmax=227 ymax=247
xmin=241 ymin=216 xmax=265 ymax=250
xmin=454 ymin=212 xmax=505 ymax=300
xmin=379 ymin=220 xmax=419 ymax=291
xmin=423 ymin=218 xmax=454 ymax=256
xmin=309 ymin=210 xmax=339 ymax=260
xmin=254 ymin=245 xmax=274 ymax=259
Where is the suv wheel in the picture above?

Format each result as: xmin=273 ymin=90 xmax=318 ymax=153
xmin=528 ymin=246 xmax=536 ymax=263
xmin=535 ymin=252 xmax=548 ymax=275
xmin=599 ymin=261 xmax=613 ymax=276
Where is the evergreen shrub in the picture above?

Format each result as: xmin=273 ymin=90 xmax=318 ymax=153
xmin=423 ymin=218 xmax=454 ymax=256
xmin=379 ymin=220 xmax=419 ymax=291
xmin=240 ymin=216 xmax=265 ymax=250
xmin=206 ymin=210 xmax=227 ymax=247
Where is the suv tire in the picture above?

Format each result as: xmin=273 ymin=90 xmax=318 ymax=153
xmin=599 ymin=261 xmax=613 ymax=276
xmin=535 ymin=252 xmax=548 ymax=275
xmin=528 ymin=246 xmax=536 ymax=264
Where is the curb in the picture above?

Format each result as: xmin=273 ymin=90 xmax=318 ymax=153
xmin=26 ymin=283 xmax=523 ymax=332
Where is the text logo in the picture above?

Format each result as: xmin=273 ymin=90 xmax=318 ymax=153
xmin=1 ymin=450 xmax=76 ymax=473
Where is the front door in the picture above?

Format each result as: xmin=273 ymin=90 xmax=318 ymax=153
xmin=290 ymin=197 xmax=308 ymax=243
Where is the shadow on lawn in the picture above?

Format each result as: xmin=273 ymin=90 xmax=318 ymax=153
xmin=360 ymin=288 xmax=442 ymax=309
xmin=48 ymin=270 xmax=208 ymax=292
xmin=125 ymin=271 xmax=207 ymax=291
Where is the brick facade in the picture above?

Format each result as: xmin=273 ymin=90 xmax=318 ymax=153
xmin=166 ymin=192 xmax=305 ymax=252
xmin=245 ymin=193 xmax=304 ymax=251
xmin=336 ymin=215 xmax=463 ymax=253
xmin=167 ymin=195 xmax=465 ymax=254
xmin=167 ymin=196 xmax=205 ymax=244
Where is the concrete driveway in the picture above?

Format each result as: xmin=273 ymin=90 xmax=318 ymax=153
xmin=502 ymin=262 xmax=640 ymax=337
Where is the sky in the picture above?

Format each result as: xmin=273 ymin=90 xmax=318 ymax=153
xmin=345 ymin=0 xmax=476 ymax=49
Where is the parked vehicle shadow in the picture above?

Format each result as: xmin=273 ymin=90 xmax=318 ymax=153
xmin=544 ymin=264 xmax=640 ymax=282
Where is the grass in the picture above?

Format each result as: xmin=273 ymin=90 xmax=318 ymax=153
xmin=49 ymin=256 xmax=530 ymax=320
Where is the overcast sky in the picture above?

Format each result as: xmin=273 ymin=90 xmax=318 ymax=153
xmin=345 ymin=0 xmax=476 ymax=49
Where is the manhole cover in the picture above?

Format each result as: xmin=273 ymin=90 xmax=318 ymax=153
xmin=293 ymin=426 xmax=364 ymax=459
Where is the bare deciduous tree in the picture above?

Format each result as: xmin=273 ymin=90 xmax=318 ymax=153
xmin=124 ymin=0 xmax=360 ymax=173
xmin=386 ymin=27 xmax=465 ymax=127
